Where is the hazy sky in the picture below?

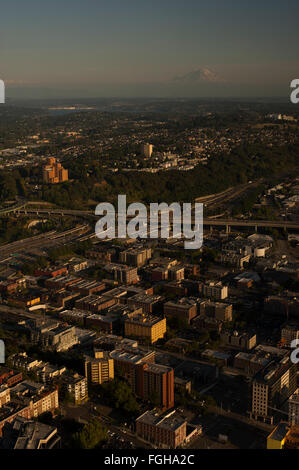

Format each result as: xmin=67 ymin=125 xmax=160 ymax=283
xmin=1 ymin=0 xmax=299 ymax=98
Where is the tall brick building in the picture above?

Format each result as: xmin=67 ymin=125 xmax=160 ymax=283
xmin=110 ymin=348 xmax=174 ymax=410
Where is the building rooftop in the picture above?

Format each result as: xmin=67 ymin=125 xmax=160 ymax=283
xmin=125 ymin=312 xmax=164 ymax=327
xmin=130 ymin=293 xmax=163 ymax=304
xmin=2 ymin=416 xmax=59 ymax=450
xmin=145 ymin=363 xmax=172 ymax=374
xmin=110 ymin=348 xmax=153 ymax=364
xmin=136 ymin=410 xmax=185 ymax=432
xmin=254 ymin=356 xmax=294 ymax=385
xmin=268 ymin=422 xmax=290 ymax=443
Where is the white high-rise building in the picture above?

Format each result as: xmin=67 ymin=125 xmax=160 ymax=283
xmin=142 ymin=143 xmax=153 ymax=158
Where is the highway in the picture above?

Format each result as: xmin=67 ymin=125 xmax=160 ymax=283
xmin=0 ymin=224 xmax=92 ymax=263
xmin=14 ymin=207 xmax=299 ymax=232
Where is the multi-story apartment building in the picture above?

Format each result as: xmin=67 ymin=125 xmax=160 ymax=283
xmin=105 ymin=263 xmax=139 ymax=285
xmin=164 ymin=298 xmax=197 ymax=324
xmin=136 ymin=410 xmax=186 ymax=448
xmin=151 ymin=267 xmax=169 ymax=282
xmin=84 ymin=351 xmax=114 ymax=385
xmin=0 ymin=386 xmax=10 ymax=407
xmin=142 ymin=363 xmax=174 ymax=410
xmin=124 ymin=312 xmax=166 ymax=344
xmin=168 ymin=266 xmax=185 ymax=281
xmin=251 ymin=357 xmax=297 ymax=423
xmin=199 ymin=281 xmax=228 ymax=300
xmin=0 ymin=367 xmax=23 ymax=387
xmin=8 ymin=381 xmax=59 ymax=420
xmin=30 ymin=323 xmax=78 ymax=352
xmin=110 ymin=347 xmax=173 ymax=410
xmin=42 ymin=157 xmax=68 ymax=184
xmin=221 ymin=330 xmax=256 ymax=350
xmin=86 ymin=247 xmax=116 ymax=263
xmin=120 ymin=248 xmax=152 ymax=267
xmin=59 ymin=374 xmax=88 ymax=405
xmin=199 ymin=300 xmax=233 ymax=322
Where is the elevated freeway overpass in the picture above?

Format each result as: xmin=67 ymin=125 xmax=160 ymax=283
xmin=13 ymin=207 xmax=299 ymax=233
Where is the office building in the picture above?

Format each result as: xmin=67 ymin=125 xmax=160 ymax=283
xmin=127 ymin=293 xmax=164 ymax=314
xmin=42 ymin=157 xmax=68 ymax=184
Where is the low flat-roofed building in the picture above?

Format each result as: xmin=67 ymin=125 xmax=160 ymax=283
xmin=75 ymin=295 xmax=116 ymax=313
xmin=136 ymin=409 xmax=186 ymax=448
xmin=94 ymin=334 xmax=138 ymax=352
xmin=267 ymin=422 xmax=290 ymax=449
xmin=174 ymin=377 xmax=192 ymax=394
xmin=0 ymin=367 xmax=23 ymax=387
xmin=11 ymin=353 xmax=43 ymax=372
xmin=127 ymin=293 xmax=164 ymax=314
xmin=1 ymin=416 xmax=61 ymax=449
xmin=85 ymin=313 xmax=120 ymax=334
xmin=102 ymin=287 xmax=128 ymax=302
xmin=60 ymin=309 xmax=89 ymax=326
xmin=202 ymin=349 xmax=231 ymax=366
xmin=67 ymin=257 xmax=89 ymax=273
xmin=221 ymin=330 xmax=256 ymax=351
xmin=234 ymin=352 xmax=270 ymax=376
